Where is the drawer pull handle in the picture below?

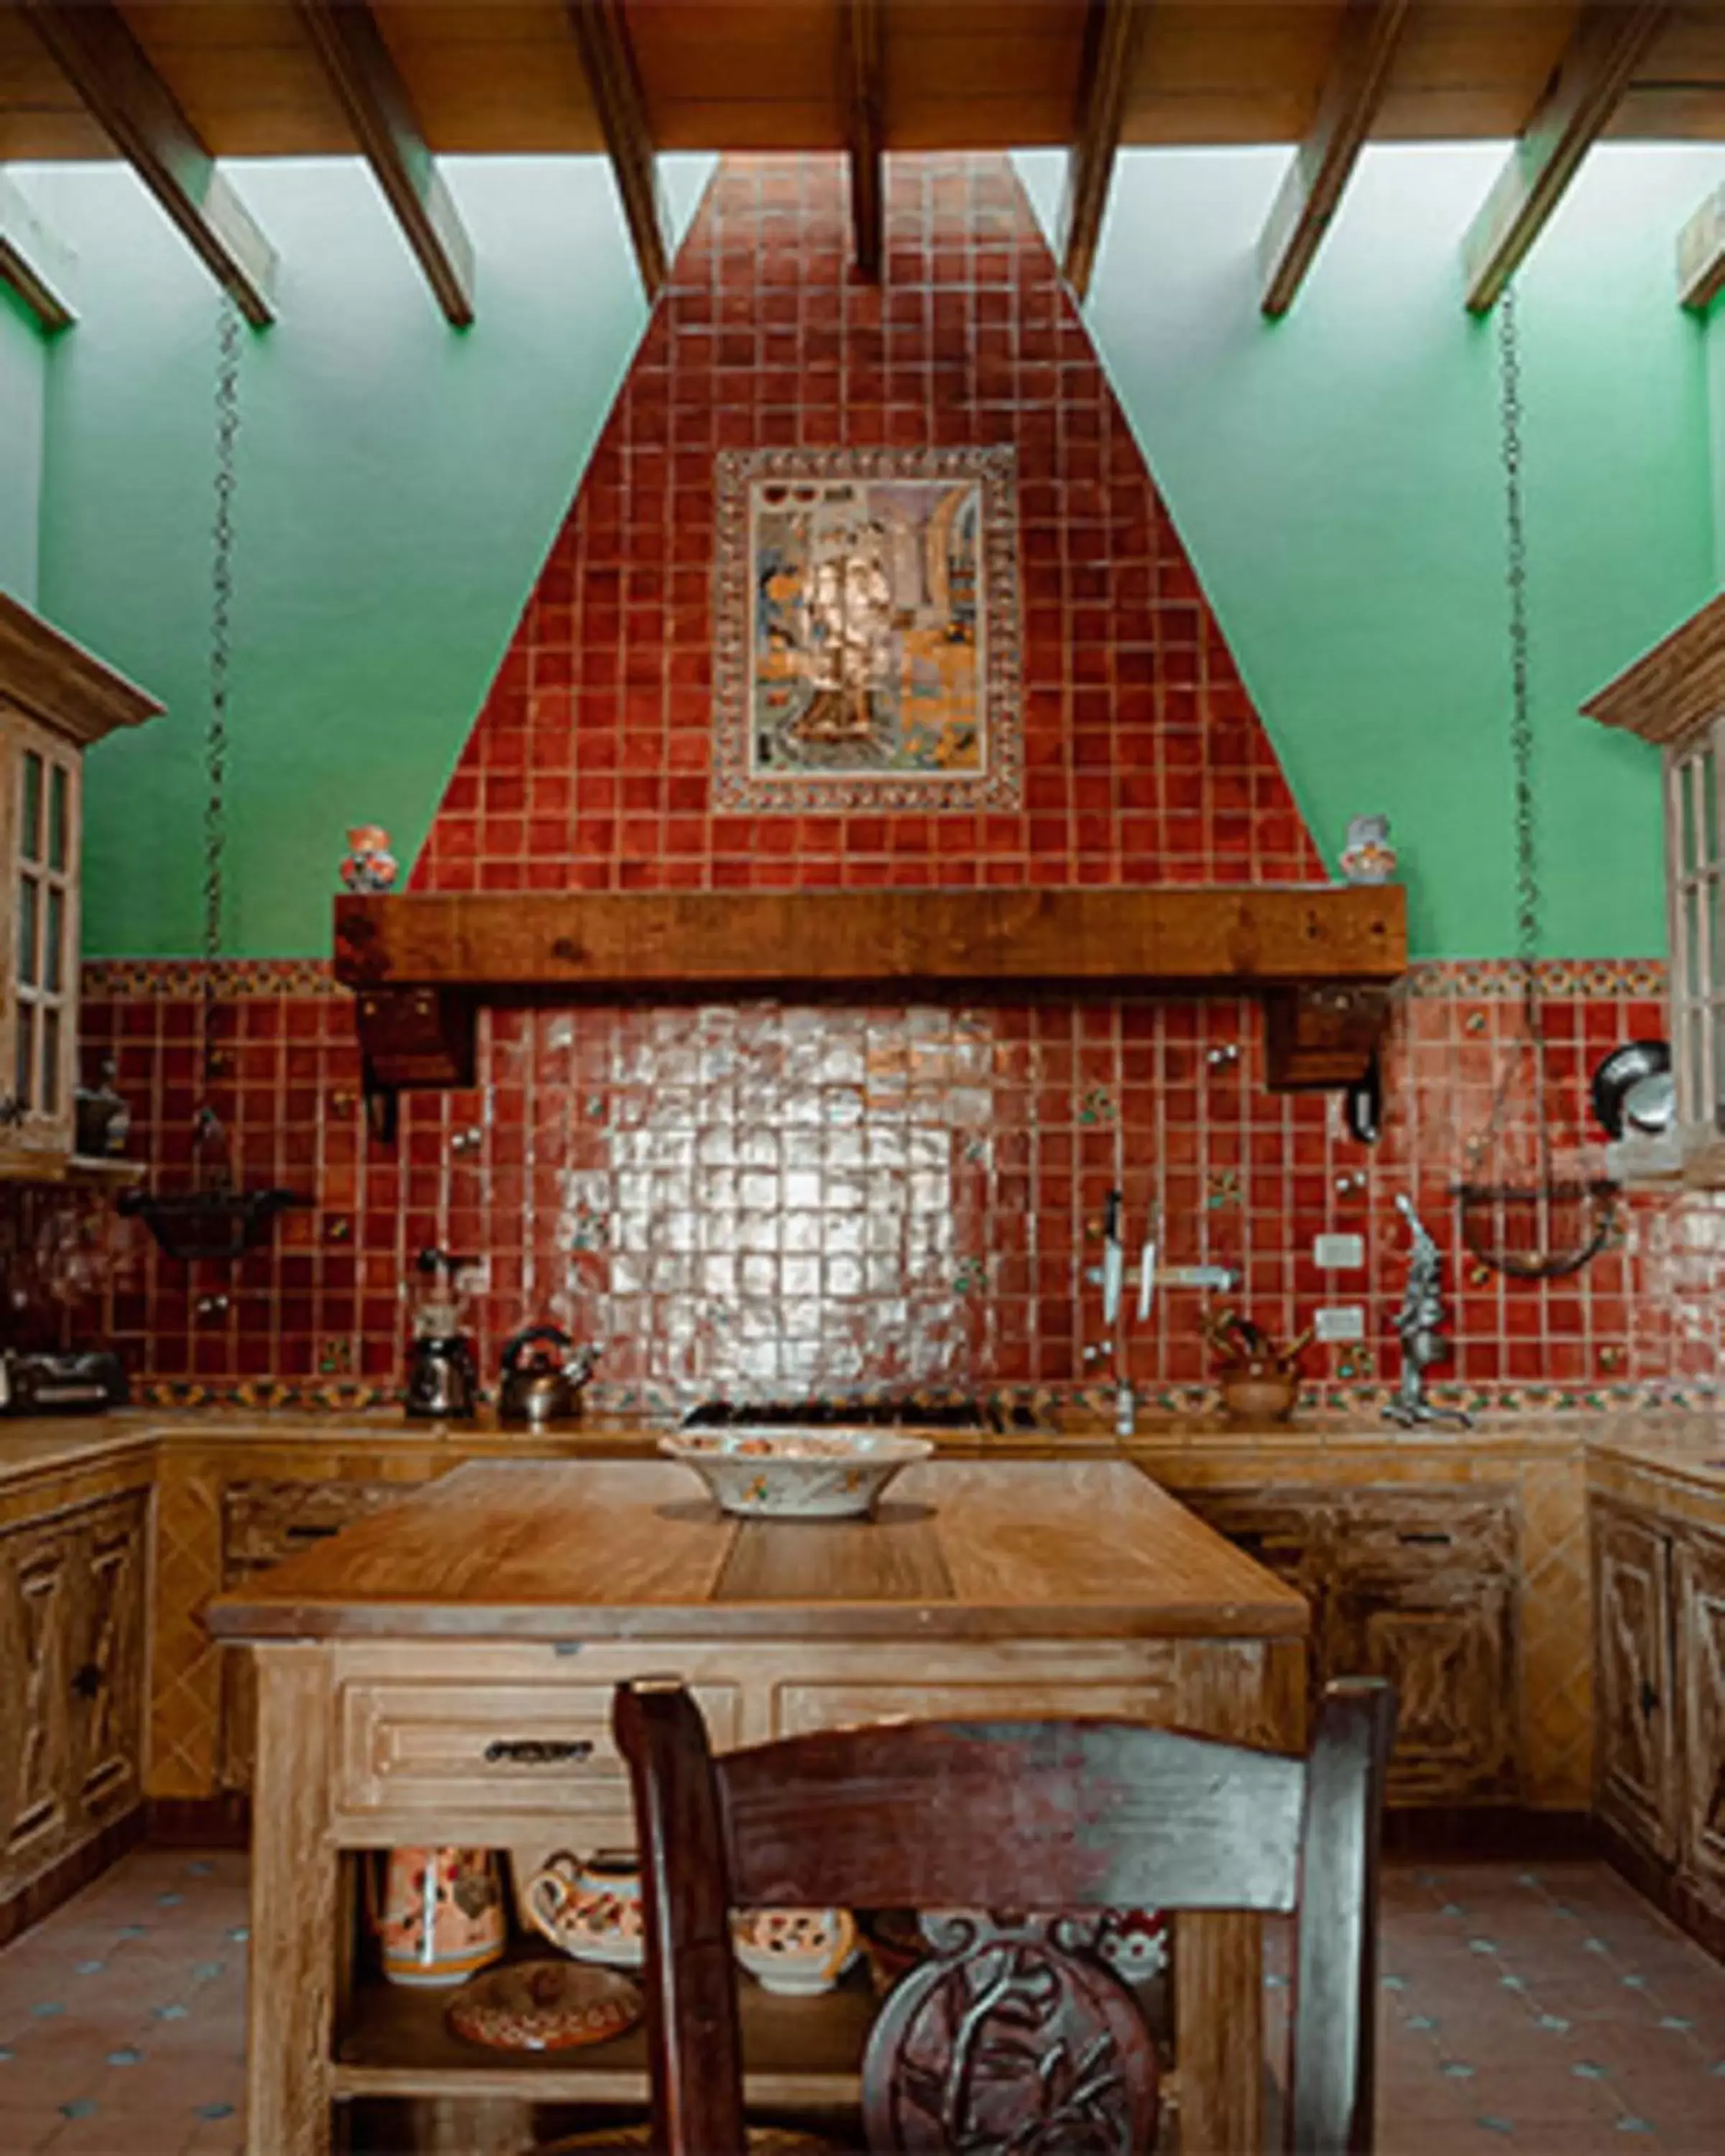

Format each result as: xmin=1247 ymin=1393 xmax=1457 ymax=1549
xmin=484 ymin=1738 xmax=594 ymax=1766
xmin=1397 ymin=1531 xmax=1453 ymax=1547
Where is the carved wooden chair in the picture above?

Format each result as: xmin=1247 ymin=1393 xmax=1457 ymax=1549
xmin=607 ymin=1675 xmax=1397 ymax=2156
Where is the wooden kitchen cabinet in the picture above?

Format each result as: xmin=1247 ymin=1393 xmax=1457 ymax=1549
xmin=1591 ymin=1492 xmax=1725 ymax=1950
xmin=0 ymin=1490 xmax=150 ymax=1915
xmin=218 ymin=1478 xmax=415 ymax=1792
xmin=1176 ymin=1483 xmax=1519 ymax=1804
xmin=0 ymin=593 xmax=160 ymax=1177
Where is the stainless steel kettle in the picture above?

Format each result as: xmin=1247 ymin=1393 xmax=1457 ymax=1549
xmin=497 ymin=1324 xmax=599 ymax=1427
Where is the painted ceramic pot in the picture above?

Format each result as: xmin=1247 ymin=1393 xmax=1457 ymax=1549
xmin=1096 ymin=1907 xmax=1170 ymax=1986
xmin=659 ymin=1429 xmax=933 ymax=1519
xmin=371 ymin=1847 xmax=505 ymax=1988
xmin=1218 ymin=1369 xmax=1299 ymax=1424
xmin=341 ymin=823 xmax=399 ymax=894
xmin=733 ymin=1907 xmax=859 ymax=1996
xmin=525 ymin=1849 xmax=645 ymax=1968
xmin=1338 ymin=814 xmax=1397 ymax=885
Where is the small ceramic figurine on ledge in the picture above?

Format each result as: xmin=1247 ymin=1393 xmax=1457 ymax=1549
xmin=1338 ymin=813 xmax=1398 ymax=885
xmin=340 ymin=822 xmax=399 ymax=893
xmin=1385 ymin=1194 xmax=1472 ymax=1429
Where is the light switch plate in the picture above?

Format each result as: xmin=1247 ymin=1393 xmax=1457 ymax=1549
xmin=1315 ymin=1304 xmax=1366 ymax=1342
xmin=1314 ymin=1233 xmax=1365 ymax=1269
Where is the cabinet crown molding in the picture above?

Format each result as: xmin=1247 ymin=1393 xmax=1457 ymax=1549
xmin=1582 ymin=592 xmax=1725 ymax=749
xmin=0 ymin=591 xmax=163 ymax=747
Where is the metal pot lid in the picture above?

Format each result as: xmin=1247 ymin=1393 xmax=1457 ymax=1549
xmin=1591 ymin=1040 xmax=1672 ymax=1140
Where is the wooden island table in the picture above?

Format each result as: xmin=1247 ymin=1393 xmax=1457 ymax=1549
xmin=207 ymin=1456 xmax=1308 ymax=2155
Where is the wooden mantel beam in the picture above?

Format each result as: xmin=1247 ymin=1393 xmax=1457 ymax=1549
xmin=0 ymin=169 xmax=76 ymax=331
xmin=294 ymin=0 xmax=475 ymax=327
xmin=566 ymin=0 xmax=669 ymax=302
xmin=1059 ymin=0 xmax=1149 ymax=300
xmin=839 ymin=0 xmax=886 ymax=279
xmin=1259 ymin=0 xmax=1411 ymax=318
xmin=1461 ymin=2 xmax=1671 ymax=314
xmin=18 ymin=0 xmax=277 ymax=327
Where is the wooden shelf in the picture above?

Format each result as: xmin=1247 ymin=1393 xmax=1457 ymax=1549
xmin=332 ymin=885 xmax=1407 ymax=1122
xmin=335 ymin=885 xmax=1404 ymax=995
xmin=0 ymin=1151 xmax=147 ymax=1189
xmin=334 ymin=1952 xmax=876 ymax=2108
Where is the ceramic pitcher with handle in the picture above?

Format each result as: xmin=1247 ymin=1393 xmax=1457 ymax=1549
xmin=370 ymin=1846 xmax=506 ymax=1987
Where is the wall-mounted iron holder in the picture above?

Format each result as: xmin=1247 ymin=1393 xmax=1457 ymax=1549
xmin=119 ymin=1187 xmax=307 ymax=1263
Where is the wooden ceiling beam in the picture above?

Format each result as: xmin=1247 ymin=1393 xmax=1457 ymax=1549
xmin=1678 ymin=183 xmax=1725 ymax=313
xmin=293 ymin=0 xmax=475 ymax=328
xmin=839 ymin=0 xmax=886 ymax=278
xmin=18 ymin=0 xmax=277 ymax=326
xmin=1460 ymin=1 xmax=1672 ymax=315
xmin=566 ymin=0 xmax=669 ymax=302
xmin=1059 ymin=0 xmax=1149 ymax=300
xmin=0 ymin=168 xmax=75 ymax=331
xmin=1258 ymin=0 xmax=1412 ymax=318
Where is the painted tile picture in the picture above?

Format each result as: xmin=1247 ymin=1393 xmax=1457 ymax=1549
xmin=713 ymin=445 xmax=1023 ymax=811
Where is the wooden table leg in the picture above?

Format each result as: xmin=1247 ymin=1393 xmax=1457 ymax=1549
xmin=1178 ymin=1908 xmax=1263 ymax=2153
xmin=247 ymin=1644 xmax=336 ymax=2156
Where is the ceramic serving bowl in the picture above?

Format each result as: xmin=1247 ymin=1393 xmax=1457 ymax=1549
xmin=658 ymin=1429 xmax=934 ymax=1520
xmin=732 ymin=1907 xmax=859 ymax=1995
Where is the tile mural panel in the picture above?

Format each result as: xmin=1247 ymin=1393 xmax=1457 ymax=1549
xmin=712 ymin=446 xmax=1023 ymax=812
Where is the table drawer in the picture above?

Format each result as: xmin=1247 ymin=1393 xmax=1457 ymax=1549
xmin=336 ymin=1679 xmax=741 ymax=1818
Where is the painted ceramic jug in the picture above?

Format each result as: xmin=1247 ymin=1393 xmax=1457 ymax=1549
xmin=371 ymin=1846 xmax=505 ymax=1988
xmin=525 ymin=1849 xmax=645 ymax=1968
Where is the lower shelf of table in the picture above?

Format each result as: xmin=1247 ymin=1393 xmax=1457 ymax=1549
xmin=333 ymin=1954 xmax=878 ymax=2107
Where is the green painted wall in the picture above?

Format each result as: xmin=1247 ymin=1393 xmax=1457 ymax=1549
xmin=0 ymin=281 xmax=45 ymax=607
xmin=1019 ymin=144 xmax=1725 ymax=960
xmin=26 ymin=154 xmax=711 ymax=957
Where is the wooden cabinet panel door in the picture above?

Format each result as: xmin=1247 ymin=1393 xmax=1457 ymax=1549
xmin=1593 ymin=1505 xmax=1678 ymax=1860
xmin=1675 ymin=1526 xmax=1725 ymax=1910
xmin=67 ymin=1493 xmax=149 ymax=1826
xmin=1328 ymin=1570 xmax=1517 ymax=1803
xmin=0 ymin=1516 xmax=79 ymax=1886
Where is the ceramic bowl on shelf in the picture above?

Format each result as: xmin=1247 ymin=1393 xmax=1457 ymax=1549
xmin=658 ymin=1429 xmax=933 ymax=1520
xmin=732 ymin=1907 xmax=860 ymax=1996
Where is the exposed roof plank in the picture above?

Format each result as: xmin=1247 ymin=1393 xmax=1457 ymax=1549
xmin=839 ymin=0 xmax=885 ymax=277
xmin=1259 ymin=0 xmax=1412 ymax=318
xmin=565 ymin=0 xmax=668 ymax=301
xmin=1678 ymin=181 xmax=1725 ymax=311
xmin=1059 ymin=0 xmax=1151 ymax=299
xmin=293 ymin=0 xmax=475 ymax=327
xmin=17 ymin=0 xmax=276 ymax=325
xmin=0 ymin=166 xmax=75 ymax=331
xmin=1460 ymin=2 xmax=1673 ymax=315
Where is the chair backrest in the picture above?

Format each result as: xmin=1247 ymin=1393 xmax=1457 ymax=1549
xmin=612 ymin=1677 xmax=1395 ymax=2156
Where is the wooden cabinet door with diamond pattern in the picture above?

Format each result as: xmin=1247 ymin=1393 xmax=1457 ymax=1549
xmin=0 ymin=1511 xmax=80 ymax=1894
xmin=1675 ymin=1524 xmax=1725 ymax=1913
xmin=66 ymin=1492 xmax=150 ymax=1830
xmin=1592 ymin=1501 xmax=1678 ymax=1861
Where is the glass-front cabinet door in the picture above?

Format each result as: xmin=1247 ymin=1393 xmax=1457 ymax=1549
xmin=0 ymin=702 xmax=80 ymax=1158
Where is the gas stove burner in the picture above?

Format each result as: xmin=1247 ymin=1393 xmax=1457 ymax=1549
xmin=682 ymin=1396 xmax=1052 ymax=1435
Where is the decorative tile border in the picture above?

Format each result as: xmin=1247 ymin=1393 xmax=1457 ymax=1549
xmin=1404 ymin=958 xmax=1666 ymax=1000
xmin=82 ymin=959 xmax=342 ymax=1000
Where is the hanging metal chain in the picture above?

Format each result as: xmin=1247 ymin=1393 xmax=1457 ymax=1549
xmin=1496 ymin=283 xmax=1540 ymax=1015
xmin=206 ymin=293 xmax=241 ymax=972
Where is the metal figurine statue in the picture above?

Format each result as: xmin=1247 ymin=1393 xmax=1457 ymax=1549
xmin=1386 ymin=1194 xmax=1472 ymax=1430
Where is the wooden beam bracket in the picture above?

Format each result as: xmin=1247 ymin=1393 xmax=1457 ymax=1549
xmin=1263 ymin=983 xmax=1393 ymax=1092
xmin=1059 ymin=0 xmax=1148 ymax=300
xmin=294 ymin=0 xmax=476 ymax=327
xmin=1259 ymin=0 xmax=1412 ymax=318
xmin=1460 ymin=3 xmax=1672 ymax=314
xmin=0 ymin=169 xmax=77 ymax=331
xmin=19 ymin=0 xmax=278 ymax=326
xmin=839 ymin=0 xmax=886 ymax=279
xmin=1678 ymin=184 xmax=1725 ymax=314
xmin=566 ymin=0 xmax=669 ymax=301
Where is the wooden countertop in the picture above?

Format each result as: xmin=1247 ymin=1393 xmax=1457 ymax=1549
xmin=204 ymin=1457 xmax=1310 ymax=1644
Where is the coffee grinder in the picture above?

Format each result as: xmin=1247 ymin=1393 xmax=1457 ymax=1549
xmin=403 ymin=1248 xmax=479 ymax=1420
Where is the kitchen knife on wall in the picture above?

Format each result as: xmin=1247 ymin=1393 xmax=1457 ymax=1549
xmin=1102 ymin=1189 xmax=1123 ymax=1327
